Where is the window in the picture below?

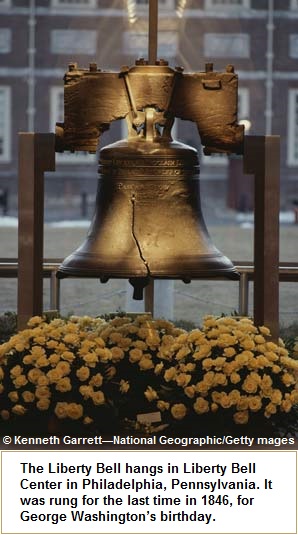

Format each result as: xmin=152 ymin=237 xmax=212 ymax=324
xmin=0 ymin=29 xmax=11 ymax=53
xmin=287 ymin=89 xmax=298 ymax=166
xmin=205 ymin=0 xmax=250 ymax=8
xmin=0 ymin=87 xmax=11 ymax=162
xmin=136 ymin=0 xmax=174 ymax=7
xmin=289 ymin=35 xmax=298 ymax=59
xmin=51 ymin=29 xmax=97 ymax=55
xmin=290 ymin=0 xmax=298 ymax=9
xmin=202 ymin=87 xmax=250 ymax=166
xmin=123 ymin=30 xmax=178 ymax=58
xmin=50 ymin=87 xmax=96 ymax=164
xmin=204 ymin=33 xmax=250 ymax=58
xmin=51 ymin=0 xmax=97 ymax=7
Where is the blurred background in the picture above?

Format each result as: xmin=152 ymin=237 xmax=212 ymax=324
xmin=0 ymin=0 xmax=297 ymax=329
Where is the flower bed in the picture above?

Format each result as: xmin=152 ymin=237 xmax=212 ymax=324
xmin=0 ymin=314 xmax=298 ymax=436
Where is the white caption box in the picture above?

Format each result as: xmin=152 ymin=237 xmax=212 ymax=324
xmin=1 ymin=450 xmax=297 ymax=534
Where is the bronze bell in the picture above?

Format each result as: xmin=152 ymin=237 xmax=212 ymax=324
xmin=58 ymin=106 xmax=238 ymax=299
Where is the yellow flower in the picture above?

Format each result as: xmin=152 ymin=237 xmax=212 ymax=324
xmin=240 ymin=338 xmax=255 ymax=351
xmin=154 ymin=362 xmax=164 ymax=375
xmin=12 ymin=404 xmax=26 ymax=416
xmin=47 ymin=339 xmax=59 ymax=349
xmin=0 ymin=409 xmax=10 ymax=420
xmin=13 ymin=375 xmax=28 ymax=388
xmin=111 ymin=347 xmax=125 ymax=361
xmin=63 ymin=333 xmax=79 ymax=345
xmin=139 ymin=357 xmax=154 ymax=371
xmin=61 ymin=351 xmax=75 ymax=362
xmin=119 ymin=380 xmax=130 ymax=393
xmin=264 ymin=402 xmax=277 ymax=418
xmin=171 ymin=403 xmax=187 ymax=420
xmin=27 ymin=368 xmax=43 ymax=384
xmin=129 ymin=348 xmax=143 ymax=363
xmin=214 ymin=373 xmax=227 ymax=386
xmin=184 ymin=385 xmax=196 ymax=398
xmin=118 ymin=337 xmax=132 ymax=350
xmin=176 ymin=346 xmax=191 ymax=360
xmin=83 ymin=416 xmax=93 ymax=425
xmin=228 ymin=389 xmax=241 ymax=404
xmin=47 ymin=368 xmax=62 ymax=383
xmin=193 ymin=397 xmax=209 ymax=415
xmin=176 ymin=373 xmax=191 ymax=388
xmin=35 ymin=386 xmax=51 ymax=399
xmin=194 ymin=345 xmax=211 ymax=360
xmin=27 ymin=316 xmax=44 ymax=327
xmin=211 ymin=402 xmax=219 ymax=412
xmin=211 ymin=391 xmax=222 ymax=404
xmin=30 ymin=346 xmax=46 ymax=359
xmin=83 ymin=352 xmax=98 ymax=367
xmin=79 ymin=385 xmax=94 ymax=399
xmin=10 ymin=365 xmax=23 ymax=378
xmin=223 ymin=347 xmax=236 ymax=358
xmin=55 ymin=402 xmax=68 ymax=419
xmin=157 ymin=400 xmax=170 ymax=412
xmin=282 ymin=373 xmax=296 ymax=387
xmin=281 ymin=399 xmax=292 ymax=413
xmin=56 ymin=377 xmax=72 ymax=393
xmin=259 ymin=326 xmax=271 ymax=336
xmin=230 ymin=372 xmax=241 ymax=384
xmin=22 ymin=391 xmax=35 ymax=403
xmin=242 ymin=376 xmax=258 ymax=394
xmin=48 ymin=354 xmax=60 ymax=365
xmin=261 ymin=374 xmax=273 ymax=389
xmin=254 ymin=334 xmax=266 ymax=344
xmin=76 ymin=366 xmax=90 ymax=382
xmin=216 ymin=393 xmax=231 ymax=409
xmin=144 ymin=386 xmax=158 ymax=402
xmin=56 ymin=361 xmax=71 ymax=376
xmin=22 ymin=355 xmax=34 ymax=365
xmin=8 ymin=391 xmax=19 ymax=402
xmin=195 ymin=381 xmax=209 ymax=395
xmin=255 ymin=355 xmax=270 ymax=368
xmin=91 ymin=391 xmax=105 ymax=406
xmin=237 ymin=396 xmax=249 ymax=410
xmin=290 ymin=390 xmax=298 ymax=404
xmin=248 ymin=396 xmax=262 ymax=412
xmin=89 ymin=373 xmax=103 ymax=387
xmin=164 ymin=367 xmax=177 ymax=382
xmin=36 ymin=398 xmax=50 ymax=411
xmin=270 ymin=389 xmax=282 ymax=405
xmin=67 ymin=403 xmax=83 ymax=420
xmin=233 ymin=410 xmax=249 ymax=424
xmin=109 ymin=332 xmax=122 ymax=344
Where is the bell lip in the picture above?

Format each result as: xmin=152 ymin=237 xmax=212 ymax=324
xmin=57 ymin=266 xmax=240 ymax=280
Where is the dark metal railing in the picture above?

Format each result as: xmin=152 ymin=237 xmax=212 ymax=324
xmin=1 ymin=259 xmax=298 ymax=317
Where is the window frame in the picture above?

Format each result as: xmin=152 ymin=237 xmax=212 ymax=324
xmin=51 ymin=0 xmax=97 ymax=8
xmin=205 ymin=0 xmax=250 ymax=9
xmin=50 ymin=86 xmax=96 ymax=164
xmin=287 ymin=89 xmax=298 ymax=167
xmin=204 ymin=32 xmax=250 ymax=59
xmin=0 ymin=86 xmax=11 ymax=163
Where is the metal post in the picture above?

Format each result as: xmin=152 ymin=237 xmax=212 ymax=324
xmin=50 ymin=270 xmax=60 ymax=311
xmin=148 ymin=0 xmax=158 ymax=64
xmin=18 ymin=133 xmax=55 ymax=330
xmin=243 ymin=135 xmax=280 ymax=340
xmin=238 ymin=272 xmax=249 ymax=316
xmin=145 ymin=279 xmax=154 ymax=315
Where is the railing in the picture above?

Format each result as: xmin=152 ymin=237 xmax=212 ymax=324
xmin=1 ymin=259 xmax=298 ymax=317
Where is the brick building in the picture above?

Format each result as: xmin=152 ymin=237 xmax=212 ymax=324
xmin=0 ymin=0 xmax=297 ymax=213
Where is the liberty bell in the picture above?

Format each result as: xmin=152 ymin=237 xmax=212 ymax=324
xmin=56 ymin=55 xmax=244 ymax=299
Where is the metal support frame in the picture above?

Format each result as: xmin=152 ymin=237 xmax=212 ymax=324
xmin=17 ymin=133 xmax=55 ymax=330
xmin=16 ymin=134 xmax=280 ymax=336
xmin=243 ymin=135 xmax=280 ymax=340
